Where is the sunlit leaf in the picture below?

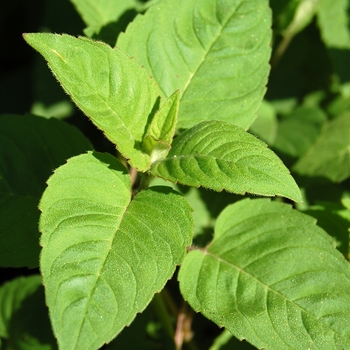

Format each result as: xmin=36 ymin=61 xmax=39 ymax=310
xmin=39 ymin=152 xmax=193 ymax=350
xmin=151 ymin=121 xmax=302 ymax=202
xmin=118 ymin=0 xmax=272 ymax=129
xmin=24 ymin=33 xmax=159 ymax=171
xmin=179 ymin=198 xmax=350 ymax=349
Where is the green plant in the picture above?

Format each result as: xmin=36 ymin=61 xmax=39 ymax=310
xmin=1 ymin=0 xmax=350 ymax=349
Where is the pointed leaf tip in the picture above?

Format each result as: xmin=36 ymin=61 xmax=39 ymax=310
xmin=151 ymin=121 xmax=302 ymax=202
xmin=24 ymin=33 xmax=159 ymax=171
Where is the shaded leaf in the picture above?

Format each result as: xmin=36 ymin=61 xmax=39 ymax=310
xmin=0 ymin=114 xmax=92 ymax=268
xmin=24 ymin=33 xmax=159 ymax=171
xmin=293 ymin=112 xmax=350 ymax=182
xmin=304 ymin=201 xmax=350 ymax=258
xmin=273 ymin=106 xmax=327 ymax=158
xmin=118 ymin=0 xmax=272 ymax=130
xmin=249 ymin=100 xmax=278 ymax=145
xmin=179 ymin=198 xmax=350 ymax=349
xmin=0 ymin=275 xmax=56 ymax=349
xmin=39 ymin=152 xmax=193 ymax=350
xmin=150 ymin=121 xmax=302 ymax=202
xmin=316 ymin=0 xmax=350 ymax=49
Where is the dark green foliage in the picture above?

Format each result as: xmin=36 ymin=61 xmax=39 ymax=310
xmin=1 ymin=1 xmax=350 ymax=349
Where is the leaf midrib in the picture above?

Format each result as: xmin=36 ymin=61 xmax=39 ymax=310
xmin=203 ymin=248 xmax=348 ymax=342
xmin=179 ymin=4 xmax=243 ymax=100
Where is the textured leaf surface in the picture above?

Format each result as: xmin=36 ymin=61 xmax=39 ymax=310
xmin=316 ymin=0 xmax=350 ymax=49
xmin=293 ymin=112 xmax=350 ymax=182
xmin=179 ymin=198 xmax=350 ymax=350
xmin=0 ymin=275 xmax=55 ymax=348
xmin=39 ymin=152 xmax=193 ymax=350
xmin=150 ymin=121 xmax=302 ymax=202
xmin=24 ymin=33 xmax=159 ymax=171
xmin=118 ymin=0 xmax=272 ymax=130
xmin=0 ymin=114 xmax=92 ymax=268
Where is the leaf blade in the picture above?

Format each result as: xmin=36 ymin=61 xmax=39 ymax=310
xmin=150 ymin=121 xmax=302 ymax=202
xmin=118 ymin=0 xmax=272 ymax=129
xmin=179 ymin=198 xmax=350 ymax=349
xmin=39 ymin=152 xmax=193 ymax=349
xmin=24 ymin=33 xmax=159 ymax=171
xmin=293 ymin=112 xmax=350 ymax=182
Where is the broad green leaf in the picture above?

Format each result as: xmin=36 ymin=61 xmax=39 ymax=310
xmin=150 ymin=121 xmax=302 ymax=202
xmin=0 ymin=275 xmax=55 ymax=349
xmin=118 ymin=0 xmax=272 ymax=130
xmin=179 ymin=198 xmax=350 ymax=350
xmin=69 ymin=0 xmax=136 ymax=37
xmin=0 ymin=114 xmax=92 ymax=268
xmin=39 ymin=151 xmax=193 ymax=350
xmin=143 ymin=90 xmax=180 ymax=162
xmin=316 ymin=0 xmax=350 ymax=49
xmin=24 ymin=33 xmax=159 ymax=171
xmin=273 ymin=106 xmax=327 ymax=158
xmin=293 ymin=112 xmax=350 ymax=182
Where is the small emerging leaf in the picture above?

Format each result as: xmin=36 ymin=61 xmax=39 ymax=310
xmin=142 ymin=90 xmax=180 ymax=162
xmin=179 ymin=198 xmax=350 ymax=349
xmin=150 ymin=120 xmax=302 ymax=202
xmin=39 ymin=152 xmax=193 ymax=350
xmin=24 ymin=33 xmax=159 ymax=171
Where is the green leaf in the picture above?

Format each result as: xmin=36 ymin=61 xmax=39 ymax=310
xmin=316 ymin=0 xmax=350 ymax=49
xmin=39 ymin=151 xmax=193 ymax=350
xmin=178 ymin=198 xmax=350 ymax=350
xmin=304 ymin=201 xmax=350 ymax=257
xmin=150 ymin=121 xmax=302 ymax=202
xmin=142 ymin=90 xmax=180 ymax=162
xmin=0 ymin=114 xmax=92 ymax=268
xmin=0 ymin=275 xmax=55 ymax=349
xmin=69 ymin=0 xmax=136 ymax=37
xmin=249 ymin=100 xmax=278 ymax=145
xmin=293 ymin=112 xmax=350 ymax=182
xmin=24 ymin=33 xmax=159 ymax=171
xmin=118 ymin=0 xmax=272 ymax=130
xmin=273 ymin=106 xmax=327 ymax=158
